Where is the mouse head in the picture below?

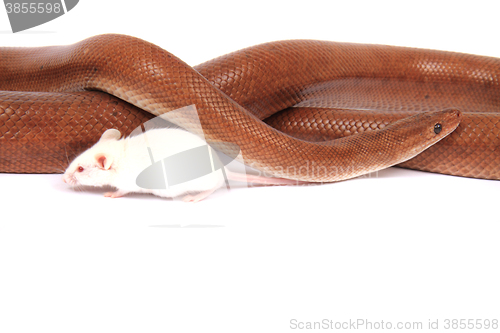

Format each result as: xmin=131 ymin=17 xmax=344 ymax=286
xmin=63 ymin=129 xmax=122 ymax=187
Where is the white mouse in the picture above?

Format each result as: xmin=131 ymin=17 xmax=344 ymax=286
xmin=62 ymin=128 xmax=302 ymax=202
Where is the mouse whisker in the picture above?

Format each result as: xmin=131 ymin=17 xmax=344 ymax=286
xmin=51 ymin=160 xmax=67 ymax=174
xmin=64 ymin=145 xmax=70 ymax=165
xmin=63 ymin=144 xmax=79 ymax=164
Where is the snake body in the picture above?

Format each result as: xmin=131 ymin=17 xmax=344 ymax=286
xmin=0 ymin=34 xmax=498 ymax=181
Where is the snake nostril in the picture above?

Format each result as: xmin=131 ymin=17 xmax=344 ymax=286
xmin=434 ymin=123 xmax=442 ymax=134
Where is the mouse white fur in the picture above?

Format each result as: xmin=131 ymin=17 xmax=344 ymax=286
xmin=63 ymin=128 xmax=301 ymax=202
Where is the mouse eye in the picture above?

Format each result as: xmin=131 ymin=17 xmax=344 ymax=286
xmin=77 ymin=166 xmax=84 ymax=172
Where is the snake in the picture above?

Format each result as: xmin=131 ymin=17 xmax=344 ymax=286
xmin=0 ymin=34 xmax=498 ymax=181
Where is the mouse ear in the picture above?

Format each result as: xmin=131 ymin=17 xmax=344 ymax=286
xmin=99 ymin=129 xmax=121 ymax=142
xmin=95 ymin=154 xmax=113 ymax=170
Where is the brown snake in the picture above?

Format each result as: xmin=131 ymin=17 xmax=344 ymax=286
xmin=0 ymin=34 xmax=498 ymax=181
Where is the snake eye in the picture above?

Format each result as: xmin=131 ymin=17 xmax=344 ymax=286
xmin=434 ymin=123 xmax=442 ymax=134
xmin=77 ymin=166 xmax=84 ymax=172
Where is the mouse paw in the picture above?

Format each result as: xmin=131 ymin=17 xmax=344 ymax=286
xmin=104 ymin=190 xmax=127 ymax=198
xmin=182 ymin=194 xmax=200 ymax=203
xmin=182 ymin=189 xmax=216 ymax=203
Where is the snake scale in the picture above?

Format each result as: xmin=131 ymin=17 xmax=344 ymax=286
xmin=0 ymin=34 xmax=498 ymax=181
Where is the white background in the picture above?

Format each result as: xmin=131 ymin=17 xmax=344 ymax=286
xmin=1 ymin=1 xmax=499 ymax=332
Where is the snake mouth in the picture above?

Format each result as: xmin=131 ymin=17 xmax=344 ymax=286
xmin=440 ymin=108 xmax=462 ymax=134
